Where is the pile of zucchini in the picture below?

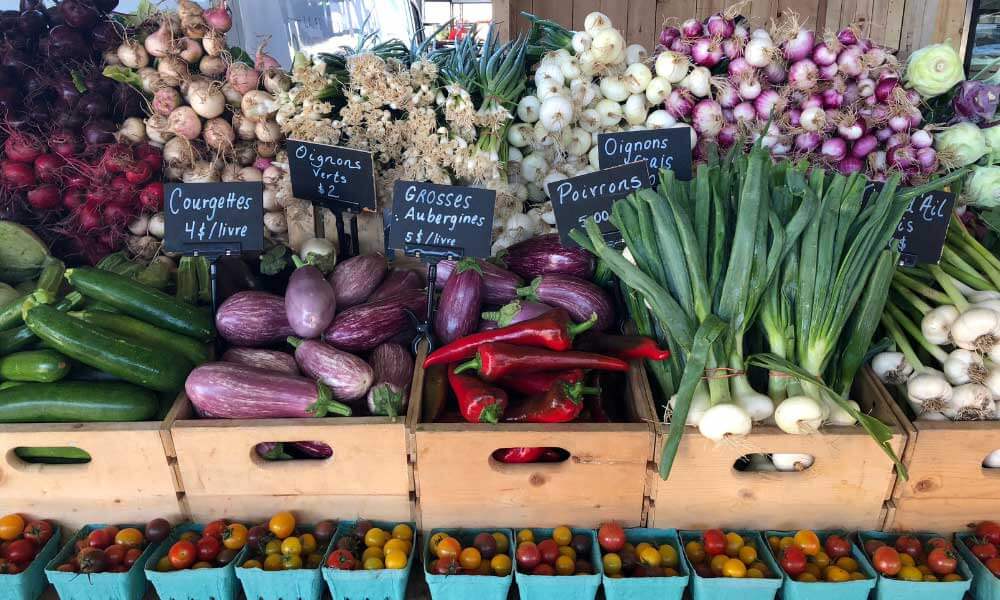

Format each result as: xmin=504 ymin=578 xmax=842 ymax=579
xmin=0 ymin=259 xmax=215 ymax=425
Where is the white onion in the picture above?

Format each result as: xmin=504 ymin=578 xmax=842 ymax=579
xmin=774 ymin=396 xmax=825 ymax=434
xmin=655 ymin=52 xmax=690 ymax=83
xmin=771 ymin=453 xmax=815 ymax=471
xmin=646 ymin=109 xmax=676 ymax=129
xmin=600 ymin=76 xmax=630 ymax=102
xmin=148 ymin=213 xmax=165 ymax=238
xmin=572 ymin=31 xmax=593 ymax=54
xmin=623 ymin=94 xmax=647 ymax=125
xmin=624 ymin=63 xmax=653 ymax=95
xmin=539 ymin=95 xmax=574 ymax=132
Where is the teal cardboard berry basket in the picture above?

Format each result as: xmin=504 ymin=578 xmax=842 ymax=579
xmin=954 ymin=532 xmax=999 ymax=600
xmin=45 ymin=523 xmax=155 ymax=600
xmin=145 ymin=523 xmax=246 ymax=600
xmin=423 ymin=528 xmax=514 ymax=600
xmin=235 ymin=525 xmax=326 ymax=600
xmin=679 ymin=530 xmax=783 ymax=600
xmin=321 ymin=520 xmax=416 ymax=600
xmin=857 ymin=531 xmax=972 ymax=600
xmin=602 ymin=527 xmax=689 ymax=600
xmin=766 ymin=530 xmax=876 ymax=600
xmin=513 ymin=528 xmax=602 ymax=600
xmin=1 ymin=525 xmax=60 ymax=600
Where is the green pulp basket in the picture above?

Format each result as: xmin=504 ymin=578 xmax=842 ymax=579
xmin=679 ymin=530 xmax=783 ymax=600
xmin=955 ymin=532 xmax=999 ymax=600
xmin=45 ymin=524 xmax=156 ymax=600
xmin=144 ymin=523 xmax=246 ymax=600
xmin=0 ymin=525 xmax=60 ymax=600
xmin=423 ymin=528 xmax=514 ymax=600
xmin=858 ymin=531 xmax=973 ymax=600
xmin=321 ymin=520 xmax=416 ymax=600
xmin=602 ymin=528 xmax=689 ymax=600
xmin=235 ymin=525 xmax=325 ymax=600
xmin=513 ymin=528 xmax=603 ymax=600
xmin=766 ymin=530 xmax=876 ymax=600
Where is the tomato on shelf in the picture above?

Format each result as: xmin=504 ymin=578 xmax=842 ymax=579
xmin=55 ymin=518 xmax=164 ymax=574
xmin=685 ymin=530 xmax=775 ymax=580
xmin=516 ymin=527 xmax=595 ymax=577
xmin=154 ymin=520 xmax=244 ymax=574
xmin=324 ymin=520 xmax=412 ymax=573
xmin=771 ymin=531 xmax=870 ymax=583
xmin=599 ymin=527 xmax=682 ymax=580
xmin=963 ymin=521 xmax=1000 ymax=579
xmin=233 ymin=512 xmax=332 ymax=572
xmin=864 ymin=533 xmax=965 ymax=583
xmin=424 ymin=530 xmax=511 ymax=577
xmin=0 ymin=513 xmax=57 ymax=575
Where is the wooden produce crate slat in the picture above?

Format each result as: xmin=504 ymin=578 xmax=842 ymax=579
xmin=645 ymin=367 xmax=907 ymax=531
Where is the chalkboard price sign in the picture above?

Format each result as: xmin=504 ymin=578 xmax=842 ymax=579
xmin=597 ymin=127 xmax=693 ymax=185
xmin=894 ymin=190 xmax=954 ymax=266
xmin=387 ymin=180 xmax=495 ymax=262
xmin=548 ymin=161 xmax=650 ymax=246
xmin=164 ymin=182 xmax=264 ymax=255
xmin=287 ymin=139 xmax=376 ymax=212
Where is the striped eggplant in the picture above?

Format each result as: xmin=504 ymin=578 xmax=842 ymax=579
xmin=434 ymin=259 xmax=522 ymax=305
xmin=517 ymin=274 xmax=614 ymax=331
xmin=328 ymin=253 xmax=387 ymax=309
xmin=285 ymin=258 xmax=336 ymax=338
xmin=479 ymin=300 xmax=554 ymax=330
xmin=216 ymin=291 xmax=294 ymax=347
xmin=221 ymin=347 xmax=299 ymax=375
xmin=368 ymin=268 xmax=423 ymax=302
xmin=323 ymin=289 xmax=426 ymax=353
xmin=434 ymin=258 xmax=482 ymax=345
xmin=255 ymin=441 xmax=332 ymax=460
xmin=366 ymin=342 xmax=414 ymax=418
xmin=501 ymin=234 xmax=595 ymax=279
xmin=288 ymin=337 xmax=374 ymax=403
xmin=185 ymin=362 xmax=351 ymax=418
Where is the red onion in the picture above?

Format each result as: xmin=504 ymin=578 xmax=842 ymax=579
xmin=783 ymin=29 xmax=815 ymax=62
xmin=733 ymin=102 xmax=756 ymax=122
xmin=851 ymin=134 xmax=878 ymax=158
xmin=907 ymin=107 xmax=922 ymax=128
xmin=822 ymin=88 xmax=844 ymax=109
xmin=843 ymin=81 xmax=860 ymax=104
xmin=692 ymin=99 xmax=725 ymax=138
xmin=728 ymin=57 xmax=752 ymax=78
xmin=717 ymin=83 xmax=740 ymax=108
xmin=837 ymin=117 xmax=866 ymax=140
xmin=692 ymin=38 xmax=723 ymax=67
xmin=886 ymin=132 xmax=909 ymax=149
xmin=864 ymin=95 xmax=877 ymax=106
xmin=666 ymin=89 xmax=695 ymax=119
xmin=911 ymin=129 xmax=933 ymax=149
xmin=1 ymin=160 xmax=35 ymax=189
xmin=795 ymin=131 xmax=822 ymax=152
xmin=887 ymin=145 xmax=916 ymax=170
xmin=660 ymin=27 xmax=680 ymax=48
xmin=33 ymin=154 xmax=65 ymax=184
xmin=825 ymin=109 xmax=840 ymax=130
xmin=706 ymin=14 xmax=735 ymax=38
xmin=764 ymin=61 xmax=787 ymax=85
xmin=812 ymin=42 xmax=838 ymax=66
xmin=27 ymin=184 xmax=61 ymax=210
xmin=800 ymin=106 xmax=826 ymax=131
xmin=754 ymin=90 xmax=782 ymax=119
xmin=681 ymin=18 xmax=703 ymax=38
xmin=78 ymin=205 xmax=102 ymax=231
xmin=734 ymin=24 xmax=749 ymax=40
xmin=838 ymin=156 xmax=864 ymax=174
xmin=916 ymin=147 xmax=939 ymax=173
xmin=738 ymin=76 xmax=762 ymax=100
xmin=866 ymin=47 xmax=888 ymax=67
xmin=4 ymin=135 xmax=42 ymax=163
xmin=874 ymin=78 xmax=899 ymax=103
xmin=722 ymin=108 xmax=735 ymax=122
xmin=670 ymin=37 xmax=689 ymax=53
xmin=802 ymin=93 xmax=823 ymax=109
xmin=204 ymin=1 xmax=233 ymax=32
xmin=905 ymin=90 xmax=920 ymax=104
xmin=788 ymin=59 xmax=818 ymax=91
xmin=837 ymin=46 xmax=864 ymax=77
xmin=888 ymin=113 xmax=910 ymax=132
xmin=875 ymin=127 xmax=893 ymax=142
xmin=818 ymin=62 xmax=839 ymax=79
xmin=837 ymin=28 xmax=859 ymax=46
xmin=821 ymin=137 xmax=848 ymax=161
xmin=788 ymin=108 xmax=803 ymax=127
xmin=719 ymin=124 xmax=738 ymax=147
xmin=63 ymin=188 xmax=85 ymax=210
xmin=722 ymin=38 xmax=742 ymax=60
xmin=858 ymin=78 xmax=875 ymax=97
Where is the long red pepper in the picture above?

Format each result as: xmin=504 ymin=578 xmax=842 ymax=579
xmin=504 ymin=380 xmax=600 ymax=423
xmin=574 ymin=332 xmax=671 ymax=361
xmin=492 ymin=447 xmax=546 ymax=464
xmin=423 ymin=309 xmax=597 ymax=368
xmin=498 ymin=369 xmax=586 ymax=396
xmin=447 ymin=366 xmax=508 ymax=423
xmin=454 ymin=342 xmax=628 ymax=381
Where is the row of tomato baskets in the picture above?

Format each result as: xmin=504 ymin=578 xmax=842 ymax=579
xmin=2 ymin=511 xmax=1000 ymax=600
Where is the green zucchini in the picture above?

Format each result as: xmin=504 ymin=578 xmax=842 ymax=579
xmin=34 ymin=257 xmax=65 ymax=303
xmin=23 ymin=301 xmax=191 ymax=392
xmin=65 ymin=268 xmax=214 ymax=341
xmin=69 ymin=310 xmax=210 ymax=365
xmin=0 ymin=350 xmax=71 ymax=382
xmin=0 ymin=381 xmax=159 ymax=422
xmin=0 ymin=292 xmax=84 ymax=355
xmin=176 ymin=257 xmax=197 ymax=305
xmin=14 ymin=446 xmax=91 ymax=464
xmin=0 ymin=294 xmax=29 ymax=330
xmin=195 ymin=257 xmax=212 ymax=304
xmin=136 ymin=259 xmax=171 ymax=290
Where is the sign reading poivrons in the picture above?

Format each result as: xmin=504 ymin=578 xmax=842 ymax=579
xmin=387 ymin=180 xmax=495 ymax=261
xmin=548 ymin=161 xmax=650 ymax=246
xmin=287 ymin=140 xmax=376 ymax=211
xmin=164 ymin=182 xmax=263 ymax=254
xmin=597 ymin=127 xmax=693 ymax=186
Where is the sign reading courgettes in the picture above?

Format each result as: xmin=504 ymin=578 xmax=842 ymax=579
xmin=163 ymin=182 xmax=263 ymax=255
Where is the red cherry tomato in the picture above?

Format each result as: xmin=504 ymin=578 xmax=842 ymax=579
xmin=864 ymin=539 xmax=886 ymax=556
xmin=894 ymin=535 xmax=922 ymax=559
xmin=977 ymin=521 xmax=1000 ymax=546
xmin=196 ymin=536 xmax=221 ymax=562
xmin=597 ymin=522 xmax=625 ymax=553
xmin=824 ymin=535 xmax=851 ymax=560
xmin=873 ymin=546 xmax=902 ymax=576
xmin=123 ymin=547 xmax=143 ymax=568
xmin=927 ymin=548 xmax=958 ymax=576
xmin=971 ymin=542 xmax=998 ymax=562
xmin=168 ymin=541 xmax=197 ymax=570
xmin=532 ymin=563 xmax=555 ymax=576
xmin=780 ymin=546 xmax=807 ymax=577
xmin=202 ymin=520 xmax=228 ymax=540
xmin=22 ymin=521 xmax=53 ymax=546
xmin=537 ymin=539 xmax=559 ymax=565
xmin=516 ymin=542 xmax=541 ymax=570
xmin=87 ymin=529 xmax=113 ymax=550
xmin=326 ymin=549 xmax=357 ymax=570
xmin=926 ymin=537 xmax=953 ymax=551
xmin=6 ymin=539 xmax=36 ymax=566
xmin=986 ymin=557 xmax=1000 ymax=577
xmin=104 ymin=544 xmax=126 ymax=567
xmin=703 ymin=529 xmax=726 ymax=557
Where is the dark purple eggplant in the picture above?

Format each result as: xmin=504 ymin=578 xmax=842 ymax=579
xmin=216 ymin=291 xmax=294 ymax=346
xmin=288 ymin=441 xmax=333 ymax=458
xmin=435 ymin=259 xmax=522 ymax=305
xmin=288 ymin=337 xmax=374 ymax=403
xmin=323 ymin=290 xmax=427 ymax=353
xmin=501 ymin=234 xmax=595 ymax=279
xmin=367 ymin=268 xmax=422 ymax=302
xmin=255 ymin=442 xmax=291 ymax=460
xmin=285 ymin=258 xmax=336 ymax=338
xmin=479 ymin=300 xmax=554 ymax=330
xmin=186 ymin=362 xmax=351 ymax=418
xmin=221 ymin=347 xmax=299 ymax=375
xmin=328 ymin=253 xmax=387 ymax=309
xmin=517 ymin=275 xmax=614 ymax=331
xmin=366 ymin=342 xmax=414 ymax=418
xmin=434 ymin=258 xmax=482 ymax=344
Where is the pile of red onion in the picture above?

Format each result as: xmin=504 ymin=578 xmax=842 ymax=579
xmin=657 ymin=15 xmax=937 ymax=181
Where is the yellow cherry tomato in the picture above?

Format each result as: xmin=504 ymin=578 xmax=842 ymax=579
xmin=635 ymin=542 xmax=653 ymax=556
xmin=281 ymin=537 xmax=302 ymax=557
xmin=429 ymin=533 xmax=449 ymax=557
xmin=362 ymin=547 xmax=385 ymax=562
xmin=300 ymin=534 xmax=317 ymax=555
xmin=0 ymin=515 xmax=24 ymax=542
xmin=794 ymin=530 xmax=821 ymax=556
xmin=384 ymin=539 xmax=410 ymax=557
xmin=723 ymin=558 xmax=747 ymax=578
xmin=365 ymin=528 xmax=389 ymax=549
xmin=738 ymin=545 xmax=757 ymax=565
xmin=268 ymin=512 xmax=296 ymax=540
xmin=639 ymin=546 xmax=661 ymax=567
xmin=242 ymin=559 xmax=262 ymax=569
xmin=836 ymin=557 xmax=859 ymax=572
xmin=917 ymin=564 xmax=931 ymax=575
xmin=798 ymin=573 xmax=818 ymax=582
xmin=156 ymin=556 xmax=173 ymax=572
xmin=686 ymin=541 xmax=706 ymax=564
xmin=363 ymin=557 xmax=385 ymax=570
xmin=814 ymin=552 xmax=831 ymax=569
xmin=493 ymin=533 xmax=509 ymax=554
xmin=725 ymin=533 xmax=744 ymax=557
xmin=385 ymin=550 xmax=408 ymax=570
xmin=264 ymin=539 xmax=281 ymax=555
xmin=824 ymin=566 xmax=850 ymax=582
xmin=780 ymin=537 xmax=796 ymax=551
xmin=602 ymin=553 xmax=622 ymax=576
xmin=282 ymin=554 xmax=303 ymax=570
xmin=553 ymin=526 xmax=572 ymax=547
xmin=115 ymin=528 xmax=144 ymax=548
xmin=391 ymin=524 xmax=413 ymax=542
xmin=558 ymin=546 xmax=576 ymax=561
xmin=768 ymin=536 xmax=781 ymax=553
xmin=850 ymin=571 xmax=868 ymax=581
xmin=223 ymin=523 xmax=248 ymax=550
xmin=555 ymin=555 xmax=575 ymax=576
xmin=900 ymin=554 xmax=915 ymax=568
xmin=263 ymin=554 xmax=284 ymax=571
xmin=459 ymin=547 xmax=482 ymax=570
xmin=491 ymin=554 xmax=512 ymax=577
xmin=436 ymin=537 xmax=461 ymax=560
xmin=710 ymin=554 xmax=729 ymax=575
xmin=516 ymin=530 xmax=534 ymax=544
xmin=192 ymin=561 xmax=213 ymax=570
xmin=747 ymin=568 xmax=764 ymax=578
xmin=899 ymin=566 xmax=923 ymax=582
xmin=659 ymin=544 xmax=679 ymax=568
xmin=943 ymin=574 xmax=963 ymax=582
xmin=805 ymin=563 xmax=822 ymax=578
xmin=924 ymin=574 xmax=938 ymax=582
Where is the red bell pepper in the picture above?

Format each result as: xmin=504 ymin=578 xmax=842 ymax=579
xmin=423 ymin=309 xmax=596 ymax=368
xmin=574 ymin=332 xmax=671 ymax=361
xmin=498 ymin=369 xmax=586 ymax=395
xmin=454 ymin=342 xmax=628 ymax=381
xmin=448 ymin=366 xmax=508 ymax=423
xmin=504 ymin=380 xmax=600 ymax=423
xmin=540 ymin=448 xmax=569 ymax=462
xmin=492 ymin=447 xmax=546 ymax=463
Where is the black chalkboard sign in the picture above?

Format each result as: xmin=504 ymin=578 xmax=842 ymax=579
xmin=164 ymin=182 xmax=263 ymax=255
xmin=894 ymin=190 xmax=955 ymax=266
xmin=387 ymin=180 xmax=495 ymax=262
xmin=287 ymin=139 xmax=376 ymax=212
xmin=597 ymin=127 xmax=693 ymax=185
xmin=547 ymin=162 xmax=650 ymax=247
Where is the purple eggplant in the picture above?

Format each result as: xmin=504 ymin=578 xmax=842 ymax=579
xmin=323 ymin=289 xmax=427 ymax=353
xmin=288 ymin=337 xmax=374 ymax=403
xmin=288 ymin=441 xmax=333 ymax=458
xmin=328 ymin=253 xmax=387 ymax=309
xmin=368 ymin=268 xmax=423 ymax=302
xmin=479 ymin=300 xmax=554 ymax=330
xmin=255 ymin=442 xmax=291 ymax=460
xmin=366 ymin=342 xmax=414 ymax=418
xmin=517 ymin=274 xmax=614 ymax=331
xmin=186 ymin=362 xmax=351 ymax=418
xmin=434 ymin=258 xmax=482 ymax=344
xmin=285 ymin=258 xmax=336 ymax=338
xmin=501 ymin=234 xmax=595 ymax=279
xmin=222 ymin=347 xmax=299 ymax=375
xmin=435 ymin=259 xmax=523 ymax=305
xmin=216 ymin=291 xmax=294 ymax=347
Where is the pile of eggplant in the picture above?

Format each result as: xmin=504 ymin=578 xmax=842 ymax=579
xmin=184 ymin=253 xmax=423 ymax=427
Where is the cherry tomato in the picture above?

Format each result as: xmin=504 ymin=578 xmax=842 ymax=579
xmin=824 ymin=535 xmax=851 ymax=559
xmin=494 ymin=532 xmax=511 ymax=555
xmin=326 ymin=549 xmax=357 ymax=570
xmin=428 ymin=533 xmax=449 ymax=557
xmin=365 ymin=528 xmax=389 ymax=549
xmin=104 ymin=544 xmax=126 ymax=567
xmin=703 ymin=529 xmax=726 ymax=557
xmin=6 ymin=539 xmax=36 ymax=566
xmin=300 ymin=533 xmax=317 ymax=555
xmin=538 ymin=539 xmax=559 ymax=565
xmin=780 ymin=546 xmax=807 ymax=577
xmin=197 ymin=536 xmax=222 ymax=562
xmin=78 ymin=548 xmax=108 ymax=573
xmin=738 ymin=545 xmax=757 ymax=565
xmin=639 ymin=546 xmax=661 ymax=567
xmin=492 ymin=554 xmax=513 ymax=576
xmin=473 ymin=533 xmax=498 ymax=560
xmin=570 ymin=534 xmax=590 ymax=557
xmin=145 ymin=519 xmax=171 ymax=544
xmin=722 ymin=557 xmax=747 ymax=578
xmin=972 ymin=542 xmax=998 ymax=561
xmin=216 ymin=548 xmax=238 ymax=566
xmin=516 ymin=542 xmax=541 ymax=570
xmin=223 ymin=524 xmax=248 ymax=550
xmin=22 ymin=521 xmax=53 ymax=546
xmin=56 ymin=563 xmax=76 ymax=573
xmin=899 ymin=565 xmax=923 ymax=581
xmin=532 ymin=563 xmax=555 ymax=576
xmin=436 ymin=537 xmax=461 ymax=560
xmin=0 ymin=515 xmax=24 ymax=542
xmin=459 ymin=547 xmax=482 ymax=570
xmin=282 ymin=554 xmax=303 ymax=570
xmin=794 ymin=530 xmax=821 ymax=556
xmin=895 ymin=535 xmax=922 ymax=559
xmin=179 ymin=531 xmax=200 ymax=543
xmin=87 ymin=528 xmax=113 ymax=550
xmin=516 ymin=530 xmax=534 ymax=544
xmin=927 ymin=547 xmax=958 ymax=575
xmin=986 ymin=557 xmax=1000 ymax=578
xmin=169 ymin=540 xmax=197 ymax=570
xmin=384 ymin=551 xmax=407 ymax=570
xmin=873 ymin=546 xmax=902 ymax=576
xmin=264 ymin=554 xmax=285 ymax=571
xmin=977 ymin=521 xmax=1000 ymax=546
xmin=202 ymin=520 xmax=228 ymax=540
xmin=124 ymin=547 xmax=143 ymax=568
xmin=685 ymin=541 xmax=706 ymax=564
xmin=864 ymin=539 xmax=886 ymax=556
xmin=551 ymin=526 xmax=572 ymax=547
xmin=432 ymin=556 xmax=460 ymax=575
xmin=555 ymin=555 xmax=575 ymax=575
xmin=281 ymin=537 xmax=302 ymax=557
xmin=825 ymin=565 xmax=850 ymax=582
xmin=926 ymin=537 xmax=953 ymax=551
xmin=602 ymin=553 xmax=622 ymax=576
xmin=115 ymin=528 xmax=144 ymax=549
xmin=725 ymin=532 xmax=744 ymax=557
xmin=598 ymin=523 xmax=625 ymax=553
xmin=268 ymin=512 xmax=296 ymax=540
xmin=313 ymin=521 xmax=336 ymax=546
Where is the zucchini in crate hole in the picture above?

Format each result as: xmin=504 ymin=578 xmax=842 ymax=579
xmin=0 ymin=381 xmax=159 ymax=422
xmin=0 ymin=350 xmax=71 ymax=382
xmin=65 ymin=267 xmax=214 ymax=341
xmin=22 ymin=300 xmax=191 ymax=392
xmin=68 ymin=310 xmax=210 ymax=365
xmin=14 ymin=446 xmax=91 ymax=464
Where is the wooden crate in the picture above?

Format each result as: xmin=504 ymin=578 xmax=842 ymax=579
xmin=883 ymin=394 xmax=1000 ymax=533
xmin=168 ymin=348 xmax=425 ymax=524
xmin=645 ymin=367 xmax=906 ymax=531
xmin=0 ymin=395 xmax=185 ymax=531
xmin=412 ymin=362 xmax=655 ymax=530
